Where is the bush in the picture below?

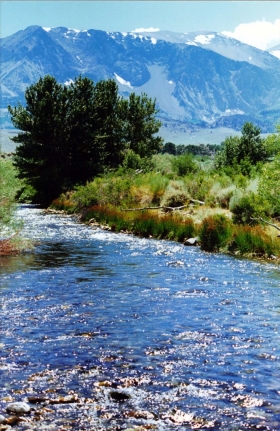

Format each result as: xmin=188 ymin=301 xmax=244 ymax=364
xmin=232 ymin=225 xmax=275 ymax=256
xmin=172 ymin=153 xmax=197 ymax=176
xmin=121 ymin=149 xmax=154 ymax=172
xmin=229 ymin=191 xmax=272 ymax=225
xmin=200 ymin=214 xmax=233 ymax=252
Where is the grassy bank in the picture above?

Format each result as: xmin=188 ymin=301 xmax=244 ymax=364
xmin=50 ymin=155 xmax=280 ymax=261
xmin=0 ymin=155 xmax=32 ymax=255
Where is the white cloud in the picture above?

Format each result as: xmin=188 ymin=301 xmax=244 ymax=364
xmin=132 ymin=27 xmax=160 ymax=33
xmin=222 ymin=19 xmax=280 ymax=50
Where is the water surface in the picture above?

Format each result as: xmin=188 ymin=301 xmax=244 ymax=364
xmin=1 ymin=206 xmax=280 ymax=430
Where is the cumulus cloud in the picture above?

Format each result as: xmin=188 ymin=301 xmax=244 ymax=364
xmin=222 ymin=19 xmax=280 ymax=50
xmin=132 ymin=27 xmax=160 ymax=33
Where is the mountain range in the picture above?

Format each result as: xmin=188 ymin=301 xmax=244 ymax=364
xmin=1 ymin=25 xmax=280 ymax=144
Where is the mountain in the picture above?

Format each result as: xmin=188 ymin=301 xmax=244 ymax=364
xmin=1 ymin=25 xmax=280 ymax=143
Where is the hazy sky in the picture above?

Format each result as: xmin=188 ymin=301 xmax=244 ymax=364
xmin=1 ymin=1 xmax=280 ymax=50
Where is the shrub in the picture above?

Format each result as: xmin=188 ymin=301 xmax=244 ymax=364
xmin=172 ymin=153 xmax=197 ymax=176
xmin=229 ymin=191 xmax=272 ymax=225
xmin=200 ymin=214 xmax=233 ymax=252
xmin=232 ymin=225 xmax=275 ymax=256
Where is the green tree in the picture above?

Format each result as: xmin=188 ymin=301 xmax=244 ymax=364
xmin=239 ymin=122 xmax=267 ymax=164
xmin=263 ymin=124 xmax=280 ymax=157
xmin=258 ymin=154 xmax=280 ymax=216
xmin=162 ymin=142 xmax=176 ymax=155
xmin=121 ymin=92 xmax=163 ymax=158
xmin=8 ymin=75 xmax=162 ymax=206
xmin=8 ymin=76 xmax=69 ymax=205
xmin=92 ymin=79 xmax=125 ymax=169
xmin=215 ymin=122 xmax=268 ymax=172
xmin=66 ymin=76 xmax=100 ymax=184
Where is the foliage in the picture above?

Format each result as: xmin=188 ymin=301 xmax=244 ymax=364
xmin=121 ymin=149 xmax=154 ymax=172
xmin=8 ymin=75 xmax=162 ymax=206
xmin=258 ymin=155 xmax=280 ymax=216
xmin=120 ymin=92 xmax=163 ymax=158
xmin=199 ymin=214 xmax=233 ymax=252
xmin=231 ymin=225 xmax=276 ymax=256
xmin=0 ymin=156 xmax=32 ymax=255
xmin=162 ymin=142 xmax=176 ymax=155
xmin=229 ymin=191 xmax=272 ymax=225
xmin=0 ymin=157 xmax=22 ymax=234
xmin=215 ymin=122 xmax=268 ymax=173
xmin=172 ymin=153 xmax=198 ymax=176
xmin=82 ymin=205 xmax=195 ymax=242
xmin=263 ymin=124 xmax=280 ymax=157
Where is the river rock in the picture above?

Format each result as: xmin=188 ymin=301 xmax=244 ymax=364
xmin=0 ymin=417 xmax=5 ymax=424
xmin=184 ymin=237 xmax=199 ymax=246
xmin=110 ymin=391 xmax=130 ymax=402
xmin=6 ymin=402 xmax=31 ymax=414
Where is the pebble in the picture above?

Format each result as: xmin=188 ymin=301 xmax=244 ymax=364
xmin=6 ymin=402 xmax=31 ymax=414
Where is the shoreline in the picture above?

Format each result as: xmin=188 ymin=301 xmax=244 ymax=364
xmin=43 ymin=208 xmax=280 ymax=265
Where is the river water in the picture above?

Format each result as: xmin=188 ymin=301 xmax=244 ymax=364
xmin=1 ymin=205 xmax=280 ymax=430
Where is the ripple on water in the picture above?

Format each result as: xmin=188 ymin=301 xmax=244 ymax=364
xmin=0 ymin=206 xmax=280 ymax=429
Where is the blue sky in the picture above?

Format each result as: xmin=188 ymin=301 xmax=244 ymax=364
xmin=1 ymin=1 xmax=280 ymax=49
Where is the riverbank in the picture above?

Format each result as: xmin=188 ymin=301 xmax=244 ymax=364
xmin=46 ymin=204 xmax=280 ymax=263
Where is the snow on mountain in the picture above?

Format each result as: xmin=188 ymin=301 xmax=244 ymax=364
xmin=1 ymin=25 xmax=280 ymax=140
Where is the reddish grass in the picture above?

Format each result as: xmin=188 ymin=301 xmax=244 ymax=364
xmin=0 ymin=238 xmax=20 ymax=256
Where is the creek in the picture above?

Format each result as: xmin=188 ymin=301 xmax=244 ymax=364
xmin=0 ymin=205 xmax=280 ymax=430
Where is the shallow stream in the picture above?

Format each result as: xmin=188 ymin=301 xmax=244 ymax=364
xmin=1 ymin=206 xmax=280 ymax=430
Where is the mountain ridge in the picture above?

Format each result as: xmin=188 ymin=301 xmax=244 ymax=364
xmin=1 ymin=25 xmax=280 ymax=142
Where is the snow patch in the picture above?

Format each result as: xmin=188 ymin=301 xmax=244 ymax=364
xmin=270 ymin=50 xmax=280 ymax=59
xmin=81 ymin=30 xmax=91 ymax=36
xmin=114 ymin=73 xmax=133 ymax=89
xmin=194 ymin=34 xmax=215 ymax=45
xmin=68 ymin=28 xmax=81 ymax=34
xmin=43 ymin=27 xmax=51 ymax=33
xmin=151 ymin=38 xmax=157 ymax=45
xmin=185 ymin=41 xmax=198 ymax=46
xmin=224 ymin=109 xmax=245 ymax=115
xmin=122 ymin=32 xmax=127 ymax=37
xmin=168 ymin=80 xmax=173 ymax=84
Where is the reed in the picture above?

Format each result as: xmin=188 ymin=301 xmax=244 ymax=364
xmin=199 ymin=214 xmax=233 ymax=252
xmin=83 ymin=206 xmax=195 ymax=242
xmin=232 ymin=225 xmax=278 ymax=256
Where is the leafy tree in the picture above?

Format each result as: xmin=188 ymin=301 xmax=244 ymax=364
xmin=258 ymin=154 xmax=280 ymax=216
xmin=215 ymin=136 xmax=240 ymax=168
xmin=8 ymin=75 xmax=162 ymax=206
xmin=238 ymin=122 xmax=267 ymax=164
xmin=121 ymin=92 xmax=163 ymax=158
xmin=8 ymin=76 xmax=69 ymax=205
xmin=215 ymin=122 xmax=268 ymax=172
xmin=92 ymin=79 xmax=125 ymax=169
xmin=162 ymin=142 xmax=176 ymax=155
xmin=66 ymin=76 xmax=101 ymax=183
xmin=263 ymin=124 xmax=280 ymax=157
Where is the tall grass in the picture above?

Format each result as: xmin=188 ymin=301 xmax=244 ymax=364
xmin=232 ymin=225 xmax=278 ymax=256
xmin=199 ymin=214 xmax=233 ymax=252
xmin=82 ymin=205 xmax=195 ymax=242
xmin=0 ymin=157 xmax=31 ymax=254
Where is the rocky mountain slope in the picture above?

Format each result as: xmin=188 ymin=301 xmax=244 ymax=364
xmin=1 ymin=26 xmax=280 ymax=142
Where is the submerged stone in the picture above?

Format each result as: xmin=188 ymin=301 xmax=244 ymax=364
xmin=6 ymin=402 xmax=31 ymax=414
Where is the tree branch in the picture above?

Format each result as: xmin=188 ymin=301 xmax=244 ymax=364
xmin=122 ymin=199 xmax=204 ymax=212
xmin=250 ymin=217 xmax=280 ymax=233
